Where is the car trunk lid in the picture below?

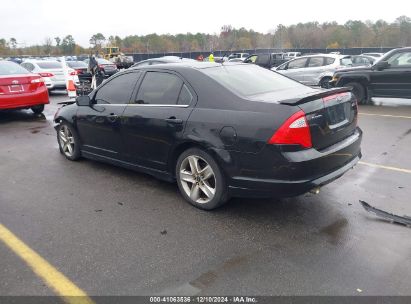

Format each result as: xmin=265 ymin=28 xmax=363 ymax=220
xmin=0 ymin=74 xmax=43 ymax=95
xmin=295 ymin=89 xmax=358 ymax=150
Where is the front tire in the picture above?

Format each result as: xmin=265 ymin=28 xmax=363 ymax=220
xmin=57 ymin=122 xmax=81 ymax=161
xmin=31 ymin=105 xmax=44 ymax=114
xmin=346 ymin=82 xmax=366 ymax=104
xmin=320 ymin=77 xmax=332 ymax=89
xmin=176 ymin=148 xmax=228 ymax=210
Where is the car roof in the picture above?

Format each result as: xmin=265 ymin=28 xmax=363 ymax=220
xmin=130 ymin=61 xmax=238 ymax=71
xmin=297 ymin=54 xmax=349 ymax=59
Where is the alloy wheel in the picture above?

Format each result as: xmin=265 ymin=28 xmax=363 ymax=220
xmin=59 ymin=125 xmax=75 ymax=157
xmin=179 ymin=155 xmax=216 ymax=204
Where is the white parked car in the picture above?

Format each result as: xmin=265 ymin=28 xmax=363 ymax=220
xmin=273 ymin=54 xmax=353 ymax=87
xmin=20 ymin=60 xmax=79 ymax=90
xmin=226 ymin=53 xmax=250 ymax=62
xmin=284 ymin=52 xmax=302 ymax=60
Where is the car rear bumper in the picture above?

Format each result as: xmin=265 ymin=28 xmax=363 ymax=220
xmin=0 ymin=87 xmax=49 ymax=110
xmin=227 ymin=128 xmax=362 ymax=198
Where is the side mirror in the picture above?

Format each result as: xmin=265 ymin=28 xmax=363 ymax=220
xmin=76 ymin=95 xmax=91 ymax=106
xmin=374 ymin=61 xmax=389 ymax=71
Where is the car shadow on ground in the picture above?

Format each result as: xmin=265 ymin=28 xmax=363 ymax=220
xmin=0 ymin=110 xmax=46 ymax=124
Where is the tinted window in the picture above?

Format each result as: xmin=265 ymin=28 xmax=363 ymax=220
xmin=95 ymin=72 xmax=140 ymax=104
xmin=136 ymin=72 xmax=183 ymax=105
xmin=37 ymin=62 xmax=62 ymax=69
xmin=256 ymin=54 xmax=270 ymax=65
xmin=178 ymin=84 xmax=193 ymax=105
xmin=67 ymin=61 xmax=87 ymax=68
xmin=308 ymin=57 xmax=324 ymax=67
xmin=288 ymin=58 xmax=307 ymax=69
xmin=97 ymin=58 xmax=113 ymax=64
xmin=325 ymin=57 xmax=335 ymax=65
xmin=0 ymin=61 xmax=31 ymax=75
xmin=387 ymin=51 xmax=411 ymax=67
xmin=202 ymin=64 xmax=304 ymax=97
xmin=244 ymin=55 xmax=257 ymax=63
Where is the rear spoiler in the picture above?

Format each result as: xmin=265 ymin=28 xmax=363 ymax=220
xmin=279 ymin=87 xmax=351 ymax=105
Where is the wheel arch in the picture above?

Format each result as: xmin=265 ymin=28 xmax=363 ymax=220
xmin=168 ymin=141 xmax=231 ymax=179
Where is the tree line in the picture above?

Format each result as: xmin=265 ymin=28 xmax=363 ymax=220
xmin=1 ymin=16 xmax=410 ymax=57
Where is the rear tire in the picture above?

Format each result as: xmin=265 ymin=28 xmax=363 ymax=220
xmin=176 ymin=148 xmax=228 ymax=210
xmin=31 ymin=105 xmax=44 ymax=114
xmin=57 ymin=122 xmax=81 ymax=161
xmin=346 ymin=82 xmax=366 ymax=104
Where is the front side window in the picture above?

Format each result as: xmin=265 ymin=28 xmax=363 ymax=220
xmin=288 ymin=58 xmax=307 ymax=69
xmin=387 ymin=52 xmax=411 ymax=67
xmin=136 ymin=72 xmax=183 ymax=105
xmin=95 ymin=72 xmax=140 ymax=104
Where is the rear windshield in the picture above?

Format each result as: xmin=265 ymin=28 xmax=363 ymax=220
xmin=340 ymin=57 xmax=353 ymax=66
xmin=202 ymin=64 xmax=303 ymax=97
xmin=0 ymin=61 xmax=30 ymax=75
xmin=97 ymin=58 xmax=113 ymax=64
xmin=37 ymin=62 xmax=62 ymax=69
xmin=67 ymin=61 xmax=87 ymax=68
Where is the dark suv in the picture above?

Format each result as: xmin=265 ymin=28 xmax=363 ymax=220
xmin=331 ymin=47 xmax=411 ymax=104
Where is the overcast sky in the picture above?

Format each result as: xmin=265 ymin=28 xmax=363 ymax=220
xmin=0 ymin=0 xmax=406 ymax=47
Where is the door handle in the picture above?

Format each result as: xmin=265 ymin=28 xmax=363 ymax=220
xmin=166 ymin=117 xmax=183 ymax=125
xmin=107 ymin=114 xmax=119 ymax=123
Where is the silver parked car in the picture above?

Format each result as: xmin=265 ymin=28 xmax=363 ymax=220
xmin=273 ymin=54 xmax=353 ymax=87
xmin=21 ymin=60 xmax=79 ymax=90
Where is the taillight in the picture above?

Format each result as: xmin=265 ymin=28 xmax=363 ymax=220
xmin=31 ymin=77 xmax=45 ymax=84
xmin=39 ymin=72 xmax=54 ymax=78
xmin=69 ymin=70 xmax=79 ymax=76
xmin=268 ymin=110 xmax=312 ymax=148
xmin=98 ymin=65 xmax=105 ymax=69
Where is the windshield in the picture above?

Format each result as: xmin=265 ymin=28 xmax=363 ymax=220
xmin=202 ymin=64 xmax=304 ymax=97
xmin=67 ymin=61 xmax=87 ymax=68
xmin=0 ymin=61 xmax=31 ymax=75
xmin=97 ymin=58 xmax=113 ymax=64
xmin=37 ymin=61 xmax=62 ymax=69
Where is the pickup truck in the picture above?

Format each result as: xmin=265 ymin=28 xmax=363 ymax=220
xmin=330 ymin=47 xmax=411 ymax=104
xmin=243 ymin=53 xmax=288 ymax=69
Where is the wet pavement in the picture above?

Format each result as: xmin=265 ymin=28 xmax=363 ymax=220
xmin=0 ymin=92 xmax=410 ymax=296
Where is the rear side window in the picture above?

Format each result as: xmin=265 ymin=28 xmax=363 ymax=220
xmin=325 ymin=57 xmax=335 ymax=65
xmin=136 ymin=72 xmax=183 ymax=105
xmin=178 ymin=84 xmax=193 ymax=106
xmin=308 ymin=57 xmax=324 ymax=67
xmin=95 ymin=72 xmax=140 ymax=104
xmin=288 ymin=58 xmax=307 ymax=69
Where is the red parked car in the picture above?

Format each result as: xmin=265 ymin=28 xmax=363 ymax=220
xmin=0 ymin=61 xmax=49 ymax=114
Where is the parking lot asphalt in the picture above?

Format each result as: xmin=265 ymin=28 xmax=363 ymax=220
xmin=1 ymin=92 xmax=410 ymax=297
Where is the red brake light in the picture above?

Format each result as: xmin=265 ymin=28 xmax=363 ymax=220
xmin=98 ymin=64 xmax=105 ymax=69
xmin=31 ymin=77 xmax=45 ymax=84
xmin=268 ymin=110 xmax=312 ymax=148
xmin=69 ymin=70 xmax=78 ymax=76
xmin=39 ymin=72 xmax=54 ymax=78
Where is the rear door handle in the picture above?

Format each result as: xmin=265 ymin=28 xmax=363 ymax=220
xmin=166 ymin=117 xmax=183 ymax=125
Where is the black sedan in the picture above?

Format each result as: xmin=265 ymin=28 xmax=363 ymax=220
xmin=66 ymin=60 xmax=91 ymax=83
xmin=54 ymin=62 xmax=362 ymax=210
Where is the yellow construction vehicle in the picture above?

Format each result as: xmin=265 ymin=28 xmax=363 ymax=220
xmin=101 ymin=46 xmax=134 ymax=69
